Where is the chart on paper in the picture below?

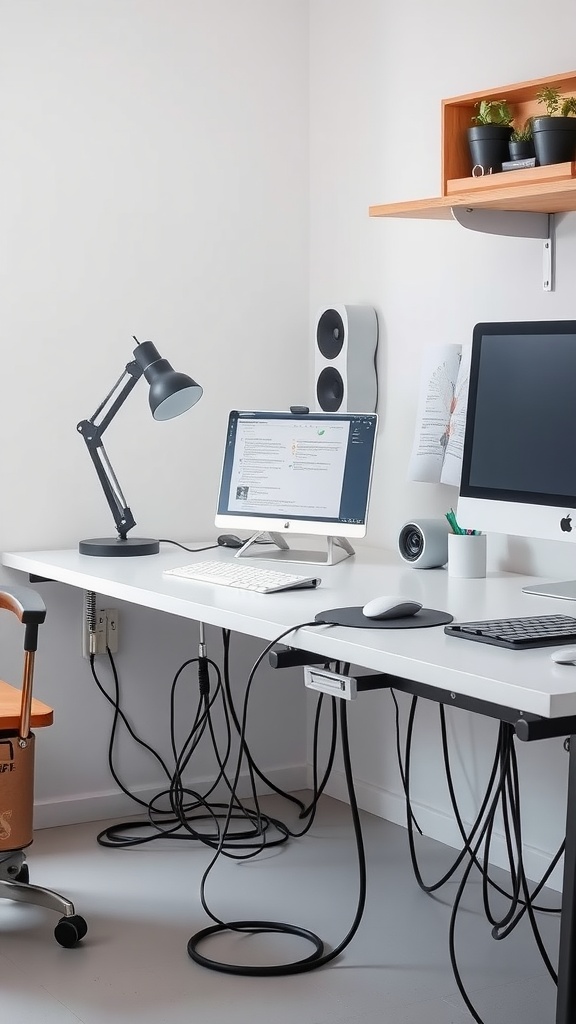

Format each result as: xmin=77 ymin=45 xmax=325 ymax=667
xmin=408 ymin=343 xmax=471 ymax=486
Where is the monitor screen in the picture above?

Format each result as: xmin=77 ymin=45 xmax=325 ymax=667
xmin=215 ymin=410 xmax=378 ymax=538
xmin=457 ymin=320 xmax=576 ymax=544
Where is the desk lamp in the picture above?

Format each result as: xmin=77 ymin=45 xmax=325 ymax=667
xmin=77 ymin=337 xmax=202 ymax=556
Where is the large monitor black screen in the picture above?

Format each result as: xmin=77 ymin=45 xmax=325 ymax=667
xmin=457 ymin=320 xmax=576 ymax=545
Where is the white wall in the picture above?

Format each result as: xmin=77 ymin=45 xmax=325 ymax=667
xmin=309 ymin=0 xmax=576 ymax=888
xmin=2 ymin=0 xmax=574 ymax=890
xmin=0 ymin=0 xmax=310 ymax=822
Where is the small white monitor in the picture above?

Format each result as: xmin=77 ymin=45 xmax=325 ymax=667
xmin=457 ymin=320 xmax=576 ymax=599
xmin=215 ymin=410 xmax=378 ymax=564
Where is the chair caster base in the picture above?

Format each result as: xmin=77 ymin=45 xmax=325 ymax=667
xmin=55 ymin=914 xmax=88 ymax=947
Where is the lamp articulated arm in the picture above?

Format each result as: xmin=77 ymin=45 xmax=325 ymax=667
xmin=77 ymin=338 xmax=202 ymax=557
xmin=77 ymin=361 xmax=143 ymax=542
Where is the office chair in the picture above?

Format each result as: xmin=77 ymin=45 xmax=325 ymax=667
xmin=0 ymin=586 xmax=87 ymax=947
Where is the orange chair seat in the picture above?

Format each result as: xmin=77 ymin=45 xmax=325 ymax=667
xmin=0 ymin=679 xmax=53 ymax=730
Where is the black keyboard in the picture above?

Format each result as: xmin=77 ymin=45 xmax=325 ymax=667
xmin=444 ymin=614 xmax=576 ymax=650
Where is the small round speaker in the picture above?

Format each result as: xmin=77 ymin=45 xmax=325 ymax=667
xmin=398 ymin=519 xmax=449 ymax=569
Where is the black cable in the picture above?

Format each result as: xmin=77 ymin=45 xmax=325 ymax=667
xmin=447 ymin=724 xmax=515 ymax=1024
xmin=403 ymin=695 xmax=562 ymax=913
xmin=220 ymin=628 xmax=307 ymax=815
xmin=219 ymin=627 xmax=337 ymax=825
xmin=91 ymin=615 xmax=336 ymax=861
xmin=187 ymin=697 xmax=367 ymax=975
xmin=437 ymin=703 xmax=560 ymax=916
xmin=400 ymin=696 xmax=562 ymax=1023
xmin=447 ymin=727 xmax=556 ymax=1024
xmin=404 ymin=695 xmax=502 ymax=894
xmin=88 ymin=602 xmax=337 ymax=856
xmin=390 ymin=690 xmax=423 ymax=836
xmin=157 ymin=539 xmax=219 ymax=552
xmin=185 ymin=630 xmax=365 ymax=972
xmin=89 ymin=651 xmax=171 ymax=807
xmin=157 ymin=537 xmax=275 ymax=553
xmin=93 ymin=650 xmax=283 ymax=850
xmin=95 ymin=652 xmax=230 ymax=847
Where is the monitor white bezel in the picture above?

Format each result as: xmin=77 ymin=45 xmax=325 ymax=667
xmin=457 ymin=495 xmax=576 ymax=544
xmin=214 ymin=410 xmax=378 ymax=540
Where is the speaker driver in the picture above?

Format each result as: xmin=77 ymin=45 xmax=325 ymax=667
xmin=317 ymin=366 xmax=344 ymax=412
xmin=399 ymin=524 xmax=425 ymax=562
xmin=316 ymin=309 xmax=345 ymax=360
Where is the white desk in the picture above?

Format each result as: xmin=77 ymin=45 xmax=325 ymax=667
xmin=4 ymin=543 xmax=576 ymax=1023
xmin=4 ymin=543 xmax=576 ymax=718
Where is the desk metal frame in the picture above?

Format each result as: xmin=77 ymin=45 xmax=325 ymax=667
xmin=344 ymin=668 xmax=576 ymax=1024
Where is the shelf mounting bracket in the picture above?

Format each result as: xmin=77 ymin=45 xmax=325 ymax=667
xmin=451 ymin=208 xmax=555 ymax=292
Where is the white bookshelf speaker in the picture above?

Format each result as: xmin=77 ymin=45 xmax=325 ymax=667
xmin=314 ymin=305 xmax=378 ymax=413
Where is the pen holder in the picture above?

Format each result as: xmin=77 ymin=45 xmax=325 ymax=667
xmin=448 ymin=533 xmax=487 ymax=579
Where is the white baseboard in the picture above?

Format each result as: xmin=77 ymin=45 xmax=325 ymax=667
xmin=33 ymin=761 xmax=564 ymax=895
xmin=32 ymin=764 xmax=308 ymax=831
xmin=312 ymin=766 xmax=564 ymax=893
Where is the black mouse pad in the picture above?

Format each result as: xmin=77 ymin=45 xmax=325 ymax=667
xmin=315 ymin=606 xmax=453 ymax=629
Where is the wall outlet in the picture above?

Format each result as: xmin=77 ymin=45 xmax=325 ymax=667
xmin=104 ymin=608 xmax=119 ymax=654
xmin=82 ymin=608 xmax=119 ymax=658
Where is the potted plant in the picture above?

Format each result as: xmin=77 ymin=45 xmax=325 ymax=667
xmin=467 ymin=99 xmax=514 ymax=174
xmin=532 ymin=86 xmax=576 ymax=165
xmin=509 ymin=117 xmax=535 ymax=161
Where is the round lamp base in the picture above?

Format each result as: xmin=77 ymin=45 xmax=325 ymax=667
xmin=79 ymin=537 xmax=160 ymax=557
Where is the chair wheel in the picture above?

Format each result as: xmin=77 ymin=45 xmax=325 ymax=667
xmin=54 ymin=914 xmax=88 ymax=947
xmin=14 ymin=864 xmax=29 ymax=883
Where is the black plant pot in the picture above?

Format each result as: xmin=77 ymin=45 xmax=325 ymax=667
xmin=532 ymin=116 xmax=576 ymax=165
xmin=508 ymin=139 xmax=535 ymax=161
xmin=467 ymin=124 xmax=513 ymax=174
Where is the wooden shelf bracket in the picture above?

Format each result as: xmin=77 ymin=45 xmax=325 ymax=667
xmin=451 ymin=208 xmax=555 ymax=291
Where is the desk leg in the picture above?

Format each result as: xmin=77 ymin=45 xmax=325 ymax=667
xmin=557 ymin=735 xmax=576 ymax=1024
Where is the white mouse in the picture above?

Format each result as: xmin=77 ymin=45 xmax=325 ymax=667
xmin=551 ymin=647 xmax=576 ymax=665
xmin=362 ymin=595 xmax=423 ymax=620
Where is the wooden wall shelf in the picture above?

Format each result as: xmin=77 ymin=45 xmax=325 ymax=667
xmin=370 ymin=70 xmax=576 ymax=222
xmin=369 ymin=178 xmax=576 ymax=220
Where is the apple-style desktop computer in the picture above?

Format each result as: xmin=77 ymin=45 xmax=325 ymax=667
xmin=456 ymin=319 xmax=576 ymax=601
xmin=214 ymin=409 xmax=378 ymax=565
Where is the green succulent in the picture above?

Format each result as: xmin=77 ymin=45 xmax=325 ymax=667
xmin=536 ymin=86 xmax=561 ymax=116
xmin=535 ymin=87 xmax=576 ymax=117
xmin=510 ymin=117 xmax=533 ymax=142
xmin=561 ymin=96 xmax=576 ymax=116
xmin=471 ymin=99 xmax=514 ymax=126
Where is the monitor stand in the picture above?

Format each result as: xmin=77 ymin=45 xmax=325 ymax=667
xmin=522 ymin=580 xmax=576 ymax=600
xmin=235 ymin=532 xmax=355 ymax=566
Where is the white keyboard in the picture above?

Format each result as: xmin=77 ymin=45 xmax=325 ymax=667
xmin=163 ymin=560 xmax=321 ymax=594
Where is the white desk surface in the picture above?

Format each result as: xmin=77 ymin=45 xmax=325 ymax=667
xmin=4 ymin=543 xmax=576 ymax=720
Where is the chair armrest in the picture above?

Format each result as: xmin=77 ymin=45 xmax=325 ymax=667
xmin=0 ymin=586 xmax=46 ymax=653
xmin=0 ymin=586 xmax=46 ymax=624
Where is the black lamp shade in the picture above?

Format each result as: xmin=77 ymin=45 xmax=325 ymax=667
xmin=133 ymin=341 xmax=203 ymax=421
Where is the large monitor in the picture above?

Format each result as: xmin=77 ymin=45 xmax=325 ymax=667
xmin=457 ymin=320 xmax=576 ymax=599
xmin=215 ymin=410 xmax=378 ymax=564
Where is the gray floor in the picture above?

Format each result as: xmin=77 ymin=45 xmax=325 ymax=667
xmin=0 ymin=795 xmax=561 ymax=1024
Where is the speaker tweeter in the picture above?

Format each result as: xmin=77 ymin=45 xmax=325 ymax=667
xmin=314 ymin=304 xmax=378 ymax=413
